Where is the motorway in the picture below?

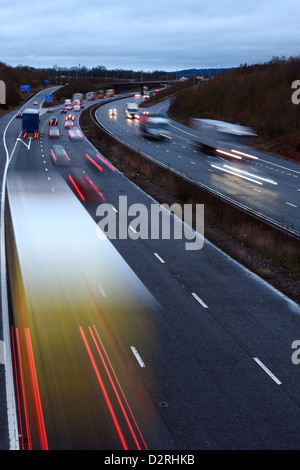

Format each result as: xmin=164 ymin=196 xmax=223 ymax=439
xmin=95 ymin=97 xmax=300 ymax=234
xmin=0 ymin=89 xmax=300 ymax=450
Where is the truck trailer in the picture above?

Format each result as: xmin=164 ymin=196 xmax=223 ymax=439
xmin=86 ymin=91 xmax=96 ymax=100
xmin=72 ymin=93 xmax=83 ymax=103
xmin=138 ymin=113 xmax=171 ymax=140
xmin=22 ymin=108 xmax=39 ymax=139
xmin=190 ymin=119 xmax=258 ymax=160
xmin=105 ymin=89 xmax=114 ymax=97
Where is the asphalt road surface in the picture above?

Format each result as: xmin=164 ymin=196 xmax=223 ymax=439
xmin=96 ymin=97 xmax=300 ymax=234
xmin=0 ymin=91 xmax=300 ymax=450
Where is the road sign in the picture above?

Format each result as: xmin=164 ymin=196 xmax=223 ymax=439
xmin=20 ymin=85 xmax=30 ymax=93
xmin=45 ymin=94 xmax=52 ymax=102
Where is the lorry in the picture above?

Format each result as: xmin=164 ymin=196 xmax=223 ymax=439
xmin=105 ymin=89 xmax=114 ymax=97
xmin=189 ymin=118 xmax=258 ymax=160
xmin=72 ymin=93 xmax=83 ymax=103
xmin=86 ymin=91 xmax=96 ymax=100
xmin=96 ymin=89 xmax=104 ymax=99
xmin=125 ymin=103 xmax=140 ymax=119
xmin=138 ymin=113 xmax=171 ymax=140
xmin=22 ymin=108 xmax=39 ymax=138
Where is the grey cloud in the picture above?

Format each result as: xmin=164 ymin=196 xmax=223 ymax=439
xmin=1 ymin=0 xmax=299 ymax=71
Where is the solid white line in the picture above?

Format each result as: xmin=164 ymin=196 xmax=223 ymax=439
xmin=192 ymin=292 xmax=208 ymax=308
xmin=253 ymin=357 xmax=282 ymax=385
xmin=131 ymin=346 xmax=145 ymax=367
xmin=154 ymin=252 xmax=165 ymax=263
xmin=286 ymin=202 xmax=297 ymax=208
xmin=1 ymin=120 xmax=21 ymax=450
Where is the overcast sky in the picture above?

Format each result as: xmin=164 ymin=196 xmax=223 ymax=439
xmin=1 ymin=0 xmax=299 ymax=72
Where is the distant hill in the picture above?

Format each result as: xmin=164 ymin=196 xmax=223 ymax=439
xmin=173 ymin=67 xmax=237 ymax=78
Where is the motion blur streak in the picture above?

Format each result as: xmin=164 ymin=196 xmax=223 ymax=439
xmin=216 ymin=149 xmax=242 ymax=159
xmin=63 ymin=149 xmax=70 ymax=160
xmin=230 ymin=149 xmax=258 ymax=160
xmin=68 ymin=174 xmax=85 ymax=200
xmin=85 ymin=176 xmax=106 ymax=201
xmin=24 ymin=328 xmax=48 ymax=450
xmin=79 ymin=327 xmax=129 ymax=450
xmin=6 ymin=172 xmax=159 ymax=449
xmin=223 ymin=164 xmax=278 ymax=185
xmin=96 ymin=153 xmax=116 ymax=171
xmin=211 ymin=164 xmax=263 ymax=185
xmin=11 ymin=327 xmax=31 ymax=450
xmin=86 ymin=153 xmax=103 ymax=171
xmin=90 ymin=325 xmax=148 ymax=450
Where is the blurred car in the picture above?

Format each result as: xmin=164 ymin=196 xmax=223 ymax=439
xmin=143 ymin=94 xmax=150 ymax=100
xmin=64 ymin=119 xmax=74 ymax=128
xmin=46 ymin=108 xmax=54 ymax=113
xmin=65 ymin=114 xmax=75 ymax=121
xmin=50 ymin=145 xmax=70 ymax=166
xmin=60 ymin=108 xmax=68 ymax=113
xmin=81 ymin=103 xmax=85 ymax=108
xmin=109 ymin=108 xmax=117 ymax=116
xmin=68 ymin=127 xmax=83 ymax=140
xmin=49 ymin=116 xmax=58 ymax=125
xmin=16 ymin=112 xmax=23 ymax=118
xmin=68 ymin=168 xmax=105 ymax=202
xmin=33 ymin=101 xmax=38 ymax=105
xmin=49 ymin=128 xmax=60 ymax=138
